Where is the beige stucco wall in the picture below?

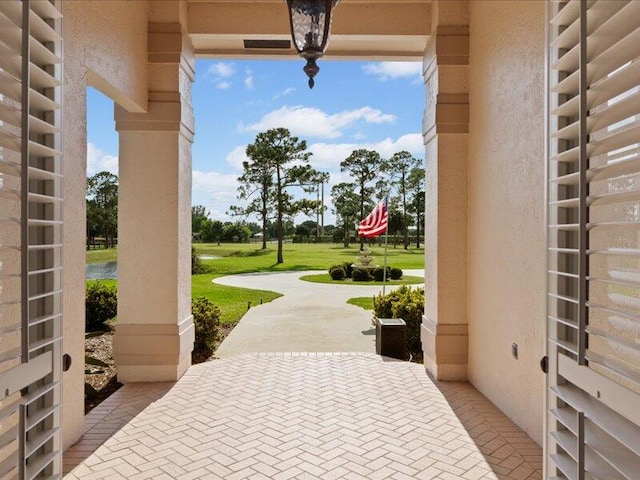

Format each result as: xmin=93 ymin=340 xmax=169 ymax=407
xmin=467 ymin=1 xmax=546 ymax=444
xmin=61 ymin=0 xmax=149 ymax=450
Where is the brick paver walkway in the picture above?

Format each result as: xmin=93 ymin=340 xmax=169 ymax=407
xmin=64 ymin=354 xmax=542 ymax=480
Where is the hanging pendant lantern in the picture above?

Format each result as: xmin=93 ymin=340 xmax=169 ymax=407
xmin=285 ymin=0 xmax=340 ymax=89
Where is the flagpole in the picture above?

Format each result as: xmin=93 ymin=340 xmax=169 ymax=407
xmin=382 ymin=197 xmax=389 ymax=296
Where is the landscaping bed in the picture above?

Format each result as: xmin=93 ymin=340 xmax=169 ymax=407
xmin=84 ymin=321 xmax=238 ymax=413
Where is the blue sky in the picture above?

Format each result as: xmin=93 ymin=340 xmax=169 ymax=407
xmin=87 ymin=59 xmax=424 ymax=225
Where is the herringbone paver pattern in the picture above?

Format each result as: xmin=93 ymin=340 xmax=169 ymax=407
xmin=64 ymin=354 xmax=542 ymax=479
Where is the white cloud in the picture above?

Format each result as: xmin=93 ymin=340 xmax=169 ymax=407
xmin=192 ymin=170 xmax=241 ymax=221
xmin=240 ymin=105 xmax=396 ymax=139
xmin=272 ymin=87 xmax=296 ymax=100
xmin=207 ymin=62 xmax=236 ymax=78
xmin=244 ymin=70 xmax=254 ymax=90
xmin=206 ymin=62 xmax=237 ymax=89
xmin=308 ymin=133 xmax=424 ymax=170
xmin=87 ymin=142 xmax=118 ymax=176
xmin=362 ymin=62 xmax=422 ymax=81
xmin=225 ymin=146 xmax=249 ymax=170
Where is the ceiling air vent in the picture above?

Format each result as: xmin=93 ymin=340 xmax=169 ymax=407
xmin=244 ymin=39 xmax=291 ymax=49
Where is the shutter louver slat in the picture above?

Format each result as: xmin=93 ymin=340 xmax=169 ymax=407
xmin=589 ymin=151 xmax=640 ymax=181
xmin=25 ymin=404 xmax=57 ymax=431
xmin=29 ymin=0 xmax=62 ymax=20
xmin=29 ymin=115 xmax=60 ymax=135
xmin=550 ymin=453 xmax=579 ymax=480
xmin=589 ymin=119 xmax=640 ymax=156
xmin=587 ymin=28 xmax=640 ymax=88
xmin=554 ymin=381 xmax=640 ymax=457
xmin=589 ymin=58 xmax=640 ymax=108
xmin=550 ymin=0 xmax=586 ymax=27
xmin=552 ymin=406 xmax=640 ymax=480
xmin=551 ymin=172 xmax=580 ymax=185
xmin=548 ymin=314 xmax=578 ymax=329
xmin=552 ymin=430 xmax=627 ymax=480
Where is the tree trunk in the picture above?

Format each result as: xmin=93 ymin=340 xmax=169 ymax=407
xmin=261 ymin=211 xmax=267 ymax=250
xmin=416 ymin=210 xmax=420 ymax=248
xmin=359 ymin=184 xmax=365 ymax=251
xmin=276 ymin=166 xmax=284 ymax=264
xmin=402 ymin=170 xmax=409 ymax=250
xmin=343 ymin=223 xmax=349 ymax=248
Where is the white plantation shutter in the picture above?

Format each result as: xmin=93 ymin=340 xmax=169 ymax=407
xmin=547 ymin=0 xmax=640 ymax=479
xmin=0 ymin=0 xmax=63 ymax=478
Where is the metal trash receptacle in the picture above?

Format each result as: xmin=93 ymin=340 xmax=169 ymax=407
xmin=375 ymin=318 xmax=406 ymax=359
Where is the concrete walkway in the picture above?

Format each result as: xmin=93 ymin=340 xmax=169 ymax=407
xmin=214 ymin=270 xmax=424 ymax=357
xmin=64 ymin=353 xmax=542 ymax=479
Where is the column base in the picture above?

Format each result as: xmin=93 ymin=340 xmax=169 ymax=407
xmin=114 ymin=315 xmax=195 ymax=383
xmin=421 ymin=315 xmax=468 ymax=381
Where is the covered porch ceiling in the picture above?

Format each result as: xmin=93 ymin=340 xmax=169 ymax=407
xmin=187 ymin=0 xmax=432 ymax=60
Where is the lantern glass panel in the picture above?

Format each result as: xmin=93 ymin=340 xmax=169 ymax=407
xmin=289 ymin=0 xmax=330 ymax=53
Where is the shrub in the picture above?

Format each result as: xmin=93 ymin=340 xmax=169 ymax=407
xmin=389 ymin=267 xmax=403 ymax=280
xmin=352 ymin=267 xmax=373 ymax=282
xmin=373 ymin=267 xmax=391 ymax=282
xmin=192 ymin=246 xmax=213 ymax=274
xmin=373 ymin=285 xmax=405 ymax=319
xmin=329 ymin=265 xmax=347 ymax=280
xmin=192 ymin=296 xmax=221 ymax=363
xmin=342 ymin=262 xmax=354 ymax=279
xmin=373 ymin=285 xmax=424 ymax=354
xmin=85 ymin=282 xmax=118 ymax=331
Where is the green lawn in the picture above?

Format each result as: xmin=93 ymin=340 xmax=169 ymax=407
xmin=86 ymin=248 xmax=118 ymax=263
xmin=347 ymin=297 xmax=374 ymax=310
xmin=88 ymin=277 xmax=281 ymax=326
xmin=87 ymin=243 xmax=425 ymax=271
xmin=86 ymin=243 xmax=424 ymax=325
xmin=193 ymin=243 xmax=424 ymax=274
xmin=300 ymin=273 xmax=423 ymax=286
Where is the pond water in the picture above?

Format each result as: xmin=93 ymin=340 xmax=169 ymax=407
xmin=86 ymin=262 xmax=118 ymax=280
xmin=86 ymin=255 xmax=222 ymax=280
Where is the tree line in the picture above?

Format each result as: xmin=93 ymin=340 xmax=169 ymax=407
xmin=86 ymin=171 xmax=118 ymax=248
xmin=333 ymin=149 xmax=424 ymax=250
xmin=227 ymin=127 xmax=425 ymax=263
xmin=86 ymin=127 xmax=426 ymax=263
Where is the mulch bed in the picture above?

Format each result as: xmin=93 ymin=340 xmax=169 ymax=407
xmin=84 ymin=323 xmax=237 ymax=413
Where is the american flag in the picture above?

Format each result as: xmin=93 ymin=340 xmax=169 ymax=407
xmin=358 ymin=200 xmax=388 ymax=238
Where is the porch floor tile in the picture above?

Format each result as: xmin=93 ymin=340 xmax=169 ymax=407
xmin=64 ymin=353 xmax=542 ymax=479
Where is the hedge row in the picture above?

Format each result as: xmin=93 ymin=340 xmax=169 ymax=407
xmin=329 ymin=262 xmax=402 ymax=282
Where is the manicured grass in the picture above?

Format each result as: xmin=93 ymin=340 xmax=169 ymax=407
xmin=193 ymin=243 xmax=422 ymax=322
xmin=300 ymin=273 xmax=423 ymax=286
xmin=347 ymin=297 xmax=374 ymax=310
xmin=193 ymin=242 xmax=424 ymax=275
xmin=87 ymin=248 xmax=117 ymax=264
xmin=86 ymin=242 xmax=424 ymax=325
xmin=87 ymin=277 xmax=281 ymax=326
xmin=87 ymin=279 xmax=117 ymax=289
xmin=191 ymin=274 xmax=281 ymax=325
xmin=87 ymin=243 xmax=425 ymax=270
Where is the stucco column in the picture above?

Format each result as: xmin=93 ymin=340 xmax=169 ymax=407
xmin=114 ymin=23 xmax=195 ymax=382
xmin=421 ymin=1 xmax=470 ymax=381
